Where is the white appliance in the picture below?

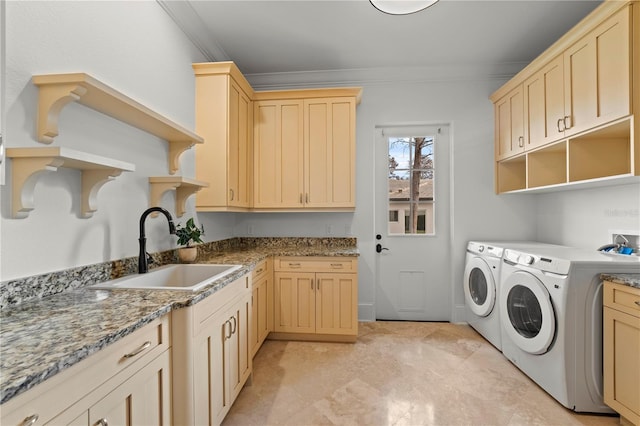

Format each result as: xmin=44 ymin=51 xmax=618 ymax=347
xmin=499 ymin=246 xmax=640 ymax=413
xmin=464 ymin=241 xmax=561 ymax=351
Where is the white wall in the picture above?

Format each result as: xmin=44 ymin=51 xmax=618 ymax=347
xmin=243 ymin=72 xmax=538 ymax=322
xmin=535 ymin=184 xmax=640 ymax=249
xmin=0 ymin=1 xmax=236 ymax=281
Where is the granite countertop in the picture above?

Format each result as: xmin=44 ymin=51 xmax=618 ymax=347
xmin=601 ymin=273 xmax=640 ymax=289
xmin=0 ymin=244 xmax=358 ymax=405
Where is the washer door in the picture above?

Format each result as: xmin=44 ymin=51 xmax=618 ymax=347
xmin=501 ymin=270 xmax=555 ymax=355
xmin=463 ymin=256 xmax=496 ymax=317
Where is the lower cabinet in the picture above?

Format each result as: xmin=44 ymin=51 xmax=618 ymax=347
xmin=273 ymin=256 xmax=358 ymax=341
xmin=0 ymin=316 xmax=171 ymax=426
xmin=251 ymin=259 xmax=273 ymax=357
xmin=604 ymin=281 xmax=640 ymax=426
xmin=172 ymin=274 xmax=253 ymax=426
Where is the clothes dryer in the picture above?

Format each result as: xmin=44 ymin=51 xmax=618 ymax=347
xmin=463 ymin=241 xmax=561 ymax=351
xmin=499 ymin=246 xmax=640 ymax=413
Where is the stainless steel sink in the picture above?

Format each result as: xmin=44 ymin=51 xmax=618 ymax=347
xmin=90 ymin=264 xmax=243 ymax=292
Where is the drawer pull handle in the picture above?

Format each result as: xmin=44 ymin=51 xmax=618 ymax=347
xmin=635 ymin=300 xmax=640 ymax=307
xmin=288 ymin=263 xmax=301 ymax=268
xmin=557 ymin=118 xmax=565 ymax=132
xmin=230 ymin=316 xmax=237 ymax=334
xmin=20 ymin=415 xmax=39 ymax=426
xmin=123 ymin=341 xmax=151 ymax=359
xmin=255 ymin=268 xmax=263 ymax=275
xmin=330 ymin=263 xmax=344 ymax=268
xmin=95 ymin=419 xmax=108 ymax=426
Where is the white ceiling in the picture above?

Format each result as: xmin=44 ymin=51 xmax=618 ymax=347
xmin=161 ymin=0 xmax=602 ymax=78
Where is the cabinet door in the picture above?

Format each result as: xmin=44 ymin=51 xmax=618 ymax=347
xmin=274 ymin=272 xmax=316 ymax=333
xmin=253 ymin=100 xmax=304 ymax=208
xmin=304 ymin=98 xmax=356 ymax=208
xmin=251 ymin=274 xmax=272 ymax=357
xmin=495 ymin=85 xmax=525 ymax=160
xmin=604 ymin=306 xmax=640 ymax=424
xmin=228 ymin=80 xmax=251 ymax=208
xmin=523 ymin=55 xmax=565 ymax=150
xmin=229 ymin=292 xmax=252 ymax=401
xmin=88 ymin=352 xmax=171 ymax=426
xmin=315 ymin=273 xmax=358 ymax=336
xmin=564 ymin=6 xmax=630 ymax=137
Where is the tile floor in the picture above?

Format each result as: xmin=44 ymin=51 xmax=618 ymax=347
xmin=223 ymin=321 xmax=621 ymax=426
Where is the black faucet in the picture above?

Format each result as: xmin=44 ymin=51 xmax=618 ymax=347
xmin=139 ymin=207 xmax=176 ymax=273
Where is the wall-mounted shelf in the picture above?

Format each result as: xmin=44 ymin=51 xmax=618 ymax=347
xmin=6 ymin=147 xmax=135 ymax=219
xmin=149 ymin=176 xmax=208 ymax=217
xmin=32 ymin=73 xmax=204 ymax=174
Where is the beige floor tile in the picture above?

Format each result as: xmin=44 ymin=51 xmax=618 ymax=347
xmin=223 ymin=322 xmax=620 ymax=426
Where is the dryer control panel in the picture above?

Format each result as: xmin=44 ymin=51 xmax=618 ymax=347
xmin=503 ymin=249 xmax=571 ymax=275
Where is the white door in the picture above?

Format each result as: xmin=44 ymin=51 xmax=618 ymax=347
xmin=375 ymin=125 xmax=451 ymax=321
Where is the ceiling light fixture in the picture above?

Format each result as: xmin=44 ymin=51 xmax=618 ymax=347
xmin=370 ymin=0 xmax=439 ymax=15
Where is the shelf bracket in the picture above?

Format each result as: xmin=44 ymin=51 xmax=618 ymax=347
xmin=149 ymin=177 xmax=209 ymax=217
xmin=10 ymin=156 xmax=65 ymax=218
xmin=36 ymin=83 xmax=88 ymax=144
xmin=81 ymin=169 xmax=124 ymax=218
xmin=168 ymin=141 xmax=196 ymax=175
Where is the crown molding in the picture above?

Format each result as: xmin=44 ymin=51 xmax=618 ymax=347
xmin=245 ymin=62 xmax=529 ymax=90
xmin=156 ymin=0 xmax=229 ymax=62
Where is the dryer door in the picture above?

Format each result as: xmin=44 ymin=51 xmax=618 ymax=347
xmin=500 ymin=270 xmax=555 ymax=355
xmin=463 ymin=256 xmax=496 ymax=317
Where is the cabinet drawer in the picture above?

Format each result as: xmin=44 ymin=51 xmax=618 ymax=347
xmin=604 ymin=281 xmax=640 ymax=318
xmin=193 ymin=274 xmax=250 ymax=336
xmin=274 ymin=257 xmax=357 ymax=272
xmin=252 ymin=259 xmax=272 ymax=283
xmin=0 ymin=316 xmax=169 ymax=426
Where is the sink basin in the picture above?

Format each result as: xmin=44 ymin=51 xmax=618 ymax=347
xmin=91 ymin=264 xmax=243 ymax=291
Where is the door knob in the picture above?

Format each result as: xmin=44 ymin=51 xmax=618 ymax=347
xmin=376 ymin=243 xmax=389 ymax=253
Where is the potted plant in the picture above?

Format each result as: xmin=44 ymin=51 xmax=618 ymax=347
xmin=175 ymin=217 xmax=205 ymax=263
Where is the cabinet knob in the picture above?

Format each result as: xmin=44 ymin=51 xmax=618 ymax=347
xmin=94 ymin=419 xmax=109 ymax=426
xmin=20 ymin=415 xmax=39 ymax=426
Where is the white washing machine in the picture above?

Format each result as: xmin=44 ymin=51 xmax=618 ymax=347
xmin=463 ymin=241 xmax=561 ymax=351
xmin=499 ymin=246 xmax=640 ymax=413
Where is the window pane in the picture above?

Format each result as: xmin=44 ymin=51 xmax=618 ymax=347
xmin=388 ymin=136 xmax=434 ymax=235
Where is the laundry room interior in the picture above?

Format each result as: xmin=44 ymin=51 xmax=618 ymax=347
xmin=1 ymin=1 xmax=639 ymax=425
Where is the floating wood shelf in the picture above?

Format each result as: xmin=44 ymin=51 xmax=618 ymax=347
xmin=6 ymin=147 xmax=135 ymax=219
xmin=149 ymin=176 xmax=209 ymax=217
xmin=32 ymin=73 xmax=204 ymax=174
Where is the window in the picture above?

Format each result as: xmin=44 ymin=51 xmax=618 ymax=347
xmin=388 ymin=136 xmax=434 ymax=235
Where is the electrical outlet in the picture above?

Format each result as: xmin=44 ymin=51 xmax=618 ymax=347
xmin=247 ymin=224 xmax=254 ymax=236
xmin=326 ymin=225 xmax=333 ymax=235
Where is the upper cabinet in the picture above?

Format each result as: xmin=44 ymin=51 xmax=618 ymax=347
xmin=253 ymin=93 xmax=359 ymax=210
xmin=194 ymin=62 xmax=362 ymax=212
xmin=193 ymin=62 xmax=254 ymax=211
xmin=491 ymin=2 xmax=638 ymax=194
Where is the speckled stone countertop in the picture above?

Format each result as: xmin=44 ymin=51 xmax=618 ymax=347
xmin=601 ymin=273 xmax=640 ymax=289
xmin=0 ymin=241 xmax=358 ymax=405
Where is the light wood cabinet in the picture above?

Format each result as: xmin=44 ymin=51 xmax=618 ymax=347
xmin=1 ymin=316 xmax=171 ymax=426
xmin=492 ymin=2 xmax=638 ymax=194
xmin=193 ymin=62 xmax=254 ymax=211
xmin=253 ymin=89 xmax=360 ymax=211
xmin=251 ymin=259 xmax=273 ymax=357
xmin=272 ymin=257 xmax=358 ymax=341
xmin=253 ymin=99 xmax=305 ymax=208
xmin=494 ymin=85 xmax=525 ymax=160
xmin=172 ymin=274 xmax=252 ymax=426
xmin=604 ymin=281 xmax=640 ymax=426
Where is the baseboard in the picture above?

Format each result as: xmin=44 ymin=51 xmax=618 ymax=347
xmin=451 ymin=304 xmax=468 ymax=324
